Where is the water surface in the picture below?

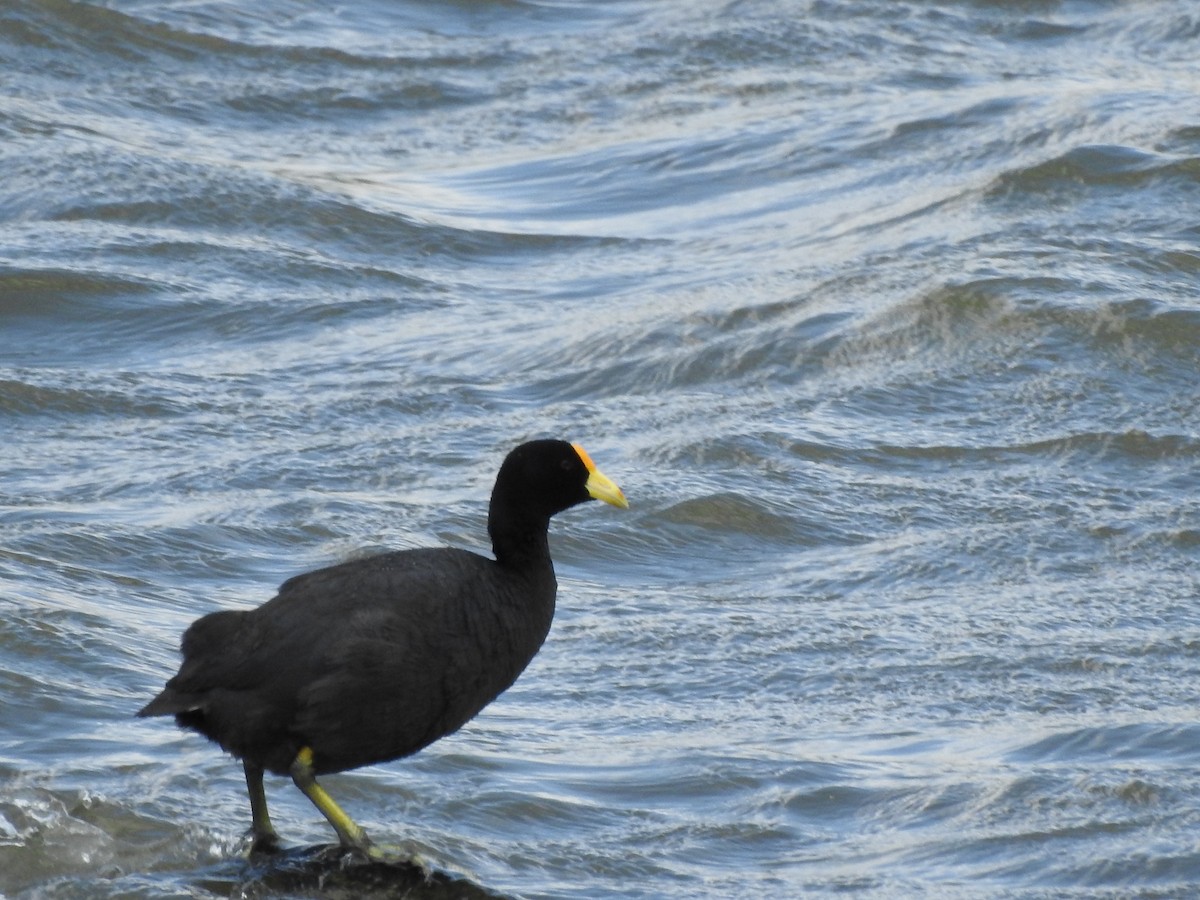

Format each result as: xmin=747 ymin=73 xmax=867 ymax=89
xmin=2 ymin=1 xmax=1199 ymax=897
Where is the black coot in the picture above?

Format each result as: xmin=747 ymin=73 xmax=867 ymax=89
xmin=138 ymin=439 xmax=627 ymax=855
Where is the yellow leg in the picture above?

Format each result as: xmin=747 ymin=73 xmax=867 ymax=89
xmin=243 ymin=761 xmax=280 ymax=852
xmin=289 ymin=747 xmax=377 ymax=856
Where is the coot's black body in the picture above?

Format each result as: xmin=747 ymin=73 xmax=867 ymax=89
xmin=138 ymin=439 xmax=627 ymax=854
xmin=161 ymin=546 xmax=555 ymax=777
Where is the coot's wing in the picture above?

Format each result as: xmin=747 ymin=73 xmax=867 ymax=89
xmin=288 ymin=551 xmax=555 ymax=774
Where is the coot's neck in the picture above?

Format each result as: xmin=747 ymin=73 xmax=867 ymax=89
xmin=488 ymin=506 xmax=554 ymax=570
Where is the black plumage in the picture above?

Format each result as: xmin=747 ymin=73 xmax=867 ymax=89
xmin=138 ymin=439 xmax=627 ymax=855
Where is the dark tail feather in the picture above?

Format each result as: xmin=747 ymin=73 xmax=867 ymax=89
xmin=137 ymin=690 xmax=197 ymax=718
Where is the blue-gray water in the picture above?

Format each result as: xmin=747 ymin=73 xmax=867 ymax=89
xmin=3 ymin=1 xmax=1199 ymax=897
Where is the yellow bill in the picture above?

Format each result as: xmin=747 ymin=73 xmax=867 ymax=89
xmin=572 ymin=442 xmax=629 ymax=509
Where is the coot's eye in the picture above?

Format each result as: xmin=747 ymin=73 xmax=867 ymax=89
xmin=560 ymin=459 xmax=573 ymax=471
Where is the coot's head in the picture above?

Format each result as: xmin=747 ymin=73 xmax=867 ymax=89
xmin=492 ymin=439 xmax=627 ymax=523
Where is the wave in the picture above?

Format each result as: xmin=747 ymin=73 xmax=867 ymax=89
xmin=992 ymin=143 xmax=1200 ymax=193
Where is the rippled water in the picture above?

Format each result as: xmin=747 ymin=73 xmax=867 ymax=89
xmin=3 ymin=0 xmax=1199 ymax=897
